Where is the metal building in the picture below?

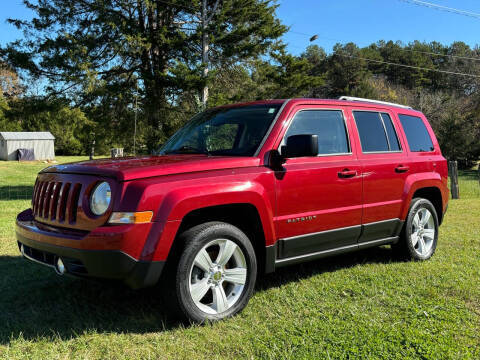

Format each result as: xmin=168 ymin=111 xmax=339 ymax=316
xmin=0 ymin=132 xmax=55 ymax=161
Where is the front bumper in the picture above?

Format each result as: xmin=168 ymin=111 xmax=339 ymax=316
xmin=16 ymin=209 xmax=165 ymax=289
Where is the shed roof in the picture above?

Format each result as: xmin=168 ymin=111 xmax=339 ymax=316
xmin=0 ymin=132 xmax=55 ymax=140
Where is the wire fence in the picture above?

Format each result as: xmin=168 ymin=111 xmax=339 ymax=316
xmin=0 ymin=170 xmax=478 ymax=201
xmin=0 ymin=186 xmax=34 ymax=201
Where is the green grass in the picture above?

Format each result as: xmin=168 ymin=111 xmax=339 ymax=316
xmin=0 ymin=158 xmax=479 ymax=359
xmin=452 ymin=169 xmax=480 ymax=199
xmin=0 ymin=156 xmax=92 ymax=201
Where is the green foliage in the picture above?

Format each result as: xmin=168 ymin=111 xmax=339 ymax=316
xmin=0 ymin=93 xmax=9 ymax=121
xmin=6 ymin=97 xmax=94 ymax=155
xmin=258 ymin=46 xmax=325 ymax=99
xmin=1 ymin=1 xmax=479 ymax=165
xmin=46 ymin=107 xmax=95 ymax=155
xmin=0 ymin=93 xmax=20 ymax=131
xmin=295 ymin=41 xmax=480 ymax=167
xmin=325 ymin=43 xmax=375 ymax=97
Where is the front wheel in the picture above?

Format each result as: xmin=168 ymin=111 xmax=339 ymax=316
xmin=171 ymin=222 xmax=257 ymax=323
xmin=392 ymin=198 xmax=439 ymax=260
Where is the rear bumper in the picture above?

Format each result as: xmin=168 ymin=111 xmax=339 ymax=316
xmin=16 ymin=209 xmax=164 ymax=289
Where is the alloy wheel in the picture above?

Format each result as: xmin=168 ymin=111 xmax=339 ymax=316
xmin=188 ymin=239 xmax=247 ymax=314
xmin=410 ymin=207 xmax=435 ymax=257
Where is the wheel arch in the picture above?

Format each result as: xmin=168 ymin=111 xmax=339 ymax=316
xmin=168 ymin=203 xmax=269 ymax=273
xmin=411 ymin=187 xmax=444 ymax=224
xmin=401 ymin=173 xmax=448 ymax=225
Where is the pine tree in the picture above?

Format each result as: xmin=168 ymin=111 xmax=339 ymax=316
xmin=3 ymin=0 xmax=286 ymax=150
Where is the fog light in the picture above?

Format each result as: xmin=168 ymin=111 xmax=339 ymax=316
xmin=55 ymin=258 xmax=66 ymax=275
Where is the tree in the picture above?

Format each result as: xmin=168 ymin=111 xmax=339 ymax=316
xmin=6 ymin=97 xmax=94 ymax=154
xmin=3 ymin=0 xmax=286 ymax=150
xmin=300 ymin=45 xmax=327 ymax=97
xmin=0 ymin=93 xmax=12 ymax=130
xmin=325 ymin=43 xmax=374 ymax=98
xmin=0 ymin=62 xmax=23 ymax=98
xmin=254 ymin=46 xmax=325 ymax=99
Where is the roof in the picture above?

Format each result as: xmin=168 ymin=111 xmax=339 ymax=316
xmin=0 ymin=132 xmax=55 ymax=140
xmin=218 ymin=98 xmax=421 ymax=114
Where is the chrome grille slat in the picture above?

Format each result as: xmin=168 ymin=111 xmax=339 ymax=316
xmin=49 ymin=182 xmax=61 ymax=220
xmin=33 ymin=181 xmax=40 ymax=215
xmin=58 ymin=183 xmax=71 ymax=223
xmin=69 ymin=184 xmax=82 ymax=223
xmin=43 ymin=182 xmax=54 ymax=218
xmin=37 ymin=182 xmax=48 ymax=217
xmin=32 ymin=181 xmax=38 ymax=213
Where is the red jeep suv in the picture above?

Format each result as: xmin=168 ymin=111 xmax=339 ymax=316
xmin=16 ymin=97 xmax=449 ymax=322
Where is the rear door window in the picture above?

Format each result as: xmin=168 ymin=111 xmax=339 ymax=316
xmin=398 ymin=114 xmax=434 ymax=152
xmin=381 ymin=113 xmax=401 ymax=151
xmin=353 ymin=111 xmax=401 ymax=153
xmin=284 ymin=110 xmax=350 ymax=155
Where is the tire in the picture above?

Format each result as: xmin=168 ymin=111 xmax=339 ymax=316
xmin=392 ymin=198 xmax=439 ymax=260
xmin=168 ymin=221 xmax=257 ymax=323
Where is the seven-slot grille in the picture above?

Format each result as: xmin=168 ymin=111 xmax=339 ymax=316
xmin=32 ymin=180 xmax=82 ymax=224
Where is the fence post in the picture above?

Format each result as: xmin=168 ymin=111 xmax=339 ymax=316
xmin=448 ymin=160 xmax=459 ymax=199
xmin=90 ymin=139 xmax=95 ymax=160
xmin=110 ymin=148 xmax=124 ymax=158
xmin=478 ymin=164 xmax=480 ymax=186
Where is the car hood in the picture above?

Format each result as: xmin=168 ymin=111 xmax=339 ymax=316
xmin=41 ymin=155 xmax=261 ymax=181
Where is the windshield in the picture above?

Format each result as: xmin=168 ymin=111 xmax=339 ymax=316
xmin=159 ymin=104 xmax=282 ymax=156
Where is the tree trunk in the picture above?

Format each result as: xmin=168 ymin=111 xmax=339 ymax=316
xmin=201 ymin=0 xmax=209 ymax=108
xmin=144 ymin=84 xmax=166 ymax=153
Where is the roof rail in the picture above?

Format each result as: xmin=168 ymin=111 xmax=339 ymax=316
xmin=338 ymin=96 xmax=412 ymax=109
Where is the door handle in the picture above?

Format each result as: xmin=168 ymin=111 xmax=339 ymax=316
xmin=338 ymin=169 xmax=357 ymax=178
xmin=395 ymin=165 xmax=410 ymax=173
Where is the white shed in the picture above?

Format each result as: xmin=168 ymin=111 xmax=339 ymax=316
xmin=0 ymin=132 xmax=55 ymax=161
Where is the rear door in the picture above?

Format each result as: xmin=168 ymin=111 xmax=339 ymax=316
xmin=349 ymin=108 xmax=408 ymax=243
xmin=274 ymin=105 xmax=362 ymax=258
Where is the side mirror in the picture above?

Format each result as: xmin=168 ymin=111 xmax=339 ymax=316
xmin=266 ymin=149 xmax=286 ymax=170
xmin=283 ymin=134 xmax=318 ymax=158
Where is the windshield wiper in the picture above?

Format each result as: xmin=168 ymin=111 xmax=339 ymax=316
xmin=165 ymin=145 xmax=210 ymax=155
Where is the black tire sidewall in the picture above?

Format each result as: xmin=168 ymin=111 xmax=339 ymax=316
xmin=175 ymin=222 xmax=257 ymax=323
xmin=404 ymin=198 xmax=439 ymax=260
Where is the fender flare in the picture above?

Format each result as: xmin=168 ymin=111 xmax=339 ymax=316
xmin=141 ymin=181 xmax=276 ymax=261
xmin=400 ymin=172 xmax=446 ymax=221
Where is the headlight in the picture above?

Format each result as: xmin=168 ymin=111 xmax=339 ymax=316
xmin=90 ymin=182 xmax=111 ymax=216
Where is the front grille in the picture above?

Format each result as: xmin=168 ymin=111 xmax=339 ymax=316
xmin=31 ymin=173 xmax=115 ymax=231
xmin=32 ymin=180 xmax=82 ymax=225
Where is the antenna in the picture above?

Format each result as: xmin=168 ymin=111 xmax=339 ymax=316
xmin=133 ymin=80 xmax=138 ymax=156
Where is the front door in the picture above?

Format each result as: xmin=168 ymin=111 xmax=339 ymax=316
xmin=274 ymin=106 xmax=362 ymax=259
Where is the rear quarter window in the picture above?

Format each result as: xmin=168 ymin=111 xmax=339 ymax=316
xmin=398 ymin=114 xmax=434 ymax=152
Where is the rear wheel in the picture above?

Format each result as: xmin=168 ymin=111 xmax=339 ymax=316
xmin=170 ymin=222 xmax=257 ymax=323
xmin=392 ymin=198 xmax=439 ymax=260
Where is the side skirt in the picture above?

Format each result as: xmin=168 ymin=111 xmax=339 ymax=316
xmin=264 ymin=219 xmax=403 ymax=273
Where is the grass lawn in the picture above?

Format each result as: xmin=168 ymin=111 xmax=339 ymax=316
xmin=0 ymin=157 xmax=479 ymax=359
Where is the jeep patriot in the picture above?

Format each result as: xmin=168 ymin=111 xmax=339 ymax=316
xmin=16 ymin=97 xmax=449 ymax=322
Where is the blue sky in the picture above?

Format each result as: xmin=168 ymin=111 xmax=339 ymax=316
xmin=1 ymin=0 xmax=479 ymax=54
xmin=278 ymin=0 xmax=480 ymax=54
